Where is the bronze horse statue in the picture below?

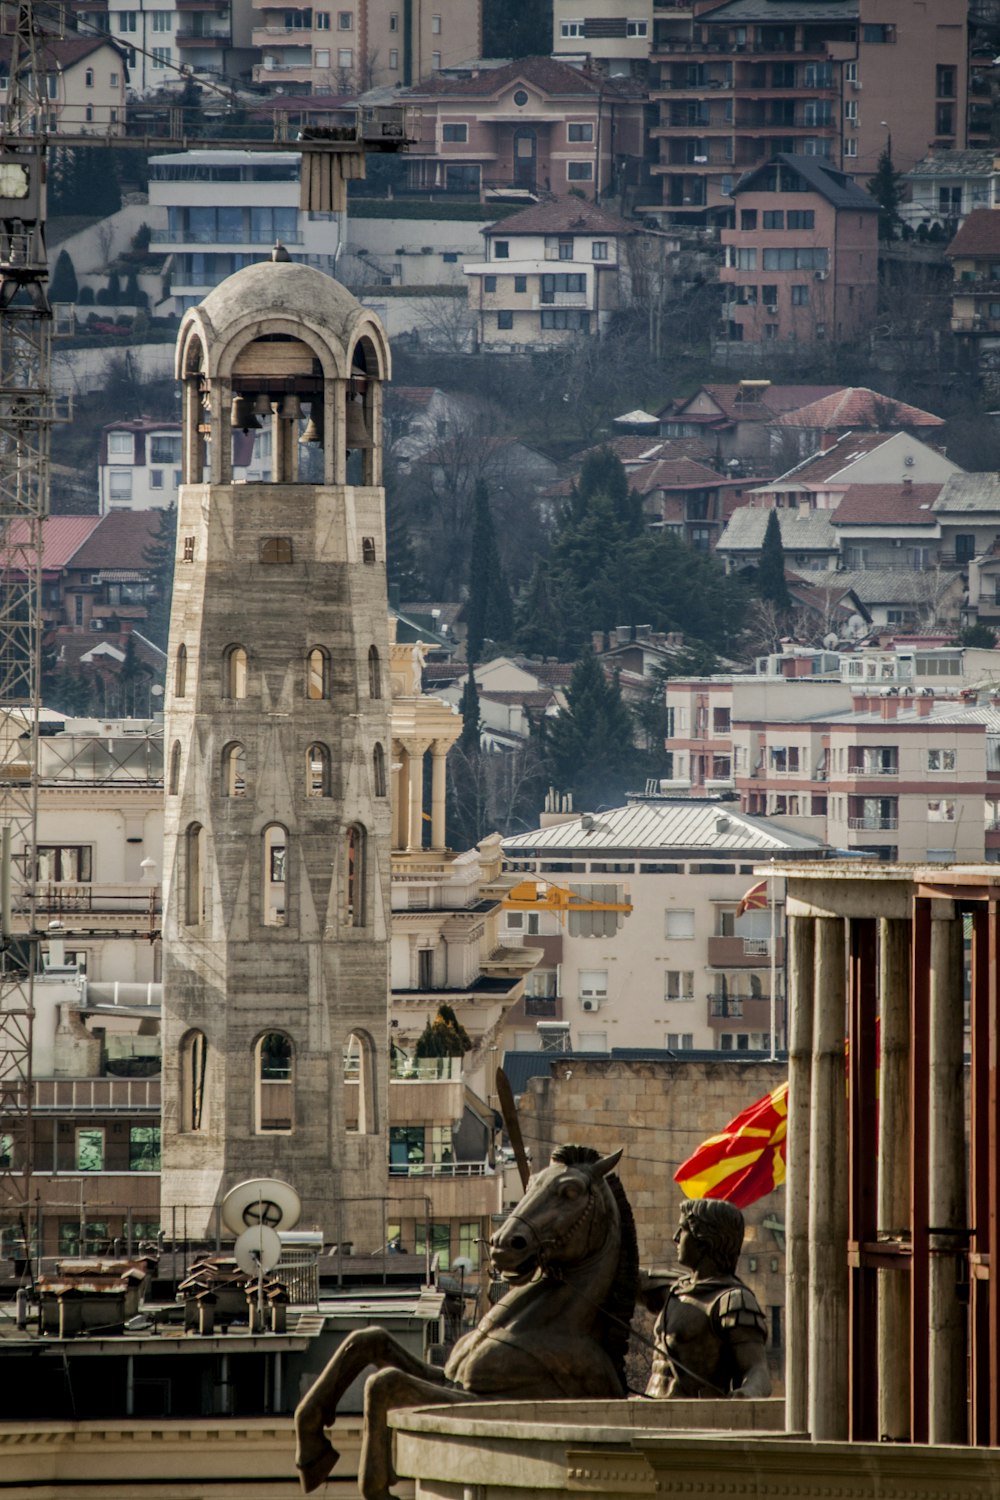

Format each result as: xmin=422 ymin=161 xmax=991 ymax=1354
xmin=294 ymin=1143 xmax=638 ymax=1498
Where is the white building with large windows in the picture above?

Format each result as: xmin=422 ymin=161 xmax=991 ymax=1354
xmin=501 ymin=797 xmax=827 ymax=1056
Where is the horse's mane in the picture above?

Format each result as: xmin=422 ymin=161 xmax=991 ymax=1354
xmin=550 ymin=1144 xmax=639 ymax=1391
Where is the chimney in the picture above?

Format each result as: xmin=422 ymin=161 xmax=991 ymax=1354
xmin=591 ymin=630 xmax=605 ymax=652
xmin=819 ymin=432 xmax=837 ymax=452
xmin=916 ymin=693 xmax=934 ymax=716
xmin=852 ymin=692 xmax=871 ymax=713
xmin=880 ymin=693 xmax=899 ymax=720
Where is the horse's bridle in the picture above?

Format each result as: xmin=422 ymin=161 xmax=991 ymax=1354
xmin=496 ymin=1174 xmax=601 ymax=1275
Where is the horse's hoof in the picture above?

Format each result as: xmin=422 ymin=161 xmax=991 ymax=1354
xmin=296 ymin=1438 xmax=340 ymax=1493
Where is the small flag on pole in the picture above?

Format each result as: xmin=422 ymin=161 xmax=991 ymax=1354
xmin=674 ymin=1082 xmax=788 ymax=1208
xmin=736 ymin=879 xmax=769 ymax=919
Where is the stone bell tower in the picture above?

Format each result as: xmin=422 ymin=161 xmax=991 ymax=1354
xmin=159 ymin=256 xmax=392 ymax=1244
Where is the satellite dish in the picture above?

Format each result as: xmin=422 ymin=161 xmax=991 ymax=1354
xmin=234 ymin=1224 xmax=282 ymax=1277
xmin=452 ymin=1256 xmax=474 ymax=1274
xmin=221 ymin=1178 xmax=301 ymax=1237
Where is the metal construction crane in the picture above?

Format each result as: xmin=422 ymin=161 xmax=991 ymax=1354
xmin=501 ymin=879 xmax=634 ymax=922
xmin=0 ymin=0 xmax=411 ymax=1262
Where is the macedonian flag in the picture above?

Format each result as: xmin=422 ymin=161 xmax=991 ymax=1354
xmin=674 ymin=1082 xmax=788 ymax=1207
xmin=736 ymin=879 xmax=769 ymax=919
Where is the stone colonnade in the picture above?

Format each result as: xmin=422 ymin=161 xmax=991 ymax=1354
xmin=391 ymin=737 xmax=452 ymax=851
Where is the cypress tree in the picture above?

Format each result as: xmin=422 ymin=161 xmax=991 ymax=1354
xmin=757 ymin=509 xmax=791 ymax=612
xmin=867 ymin=143 xmax=905 ymax=243
xmin=459 ymin=670 xmax=481 ymax=754
xmin=466 ymin=480 xmax=513 ymax=662
xmin=50 ymin=249 xmax=78 ymax=303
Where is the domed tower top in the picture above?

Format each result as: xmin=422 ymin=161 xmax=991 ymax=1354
xmin=175 ymin=259 xmax=390 ymax=488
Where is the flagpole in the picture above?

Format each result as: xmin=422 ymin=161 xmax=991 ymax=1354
xmin=769 ymin=860 xmax=777 ymax=1062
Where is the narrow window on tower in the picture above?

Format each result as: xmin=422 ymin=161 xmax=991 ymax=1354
xmin=362 ymin=536 xmax=377 ymax=564
xmin=306 ymin=742 xmax=331 ymax=797
xmin=345 ymin=824 xmax=366 ymax=926
xmin=169 ymin=740 xmax=181 ymax=795
xmin=263 ymin=824 xmax=287 ymax=927
xmin=223 ymin=644 xmax=248 ymax=699
xmin=255 ymin=1031 xmax=294 ymax=1133
xmin=181 ymin=1029 xmax=207 ymax=1130
xmin=373 ymin=742 xmax=386 ymax=797
xmin=221 ymin=741 xmax=246 ymax=797
xmin=185 ymin=823 xmax=206 ymax=926
xmin=175 ymin=643 xmax=187 ymax=697
xmin=306 ymin=645 xmax=331 ymax=700
xmin=368 ymin=644 xmax=382 ymax=698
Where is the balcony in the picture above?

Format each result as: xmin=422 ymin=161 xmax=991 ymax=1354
xmin=33 ymin=1076 xmax=160 ymax=1111
xmin=708 ymin=995 xmax=776 ymax=1025
xmin=176 ymin=29 xmax=230 ymax=45
xmin=153 ymin=228 xmax=305 ymax=246
xmin=36 ymin=883 xmax=161 ymax=918
xmin=847 ymin=761 xmax=899 ymax=777
xmin=707 ymin=934 xmax=783 ymax=967
xmin=535 ymin=293 xmax=590 ymax=309
xmin=847 ymin=815 xmax=899 ymax=831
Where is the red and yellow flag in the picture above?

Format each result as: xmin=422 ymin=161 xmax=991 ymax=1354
xmin=736 ymin=879 xmax=769 ymax=919
xmin=674 ymin=1082 xmax=788 ymax=1208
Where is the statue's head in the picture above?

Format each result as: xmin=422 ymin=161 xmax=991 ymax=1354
xmin=676 ymin=1198 xmax=745 ymax=1274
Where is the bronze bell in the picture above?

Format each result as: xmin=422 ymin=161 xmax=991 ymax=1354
xmin=230 ymin=395 xmax=261 ymax=433
xmin=299 ymin=399 xmax=324 ymax=445
xmin=345 ymin=393 xmax=373 ymax=451
xmin=279 ymin=393 xmax=302 ymax=422
xmin=253 ymin=393 xmax=274 ymax=419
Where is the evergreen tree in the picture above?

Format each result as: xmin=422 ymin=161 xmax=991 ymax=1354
xmin=483 ymin=0 xmax=553 ymax=57
xmin=465 ymin=480 xmax=514 ymax=662
xmin=571 ymin=446 xmax=642 ymax=534
xmin=142 ymin=504 xmax=177 ymax=650
xmin=867 ymin=143 xmax=905 ymax=243
xmin=514 ymin=560 xmax=563 ymax=658
xmin=414 ymin=1003 xmax=472 ymax=1058
xmin=544 ymin=649 xmax=639 ymax=811
xmin=757 ymin=510 xmax=791 ymax=612
xmin=458 ymin=669 xmax=481 ymax=753
xmin=49 ymin=249 xmax=78 ymax=304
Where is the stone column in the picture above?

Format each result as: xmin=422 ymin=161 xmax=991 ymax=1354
xmin=877 ymin=916 xmax=911 ymax=1441
xmin=390 ymin=741 xmax=404 ymax=851
xmin=407 ymin=741 xmax=429 ymax=851
xmin=785 ymin=913 xmax=814 ymax=1435
xmin=808 ymin=915 xmax=849 ymax=1441
xmin=928 ymin=900 xmax=967 ymax=1446
xmin=430 ymin=742 xmax=448 ymax=851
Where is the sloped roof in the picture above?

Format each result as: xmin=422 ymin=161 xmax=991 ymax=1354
xmin=70 ymin=512 xmax=162 ymax=570
xmin=761 ymin=431 xmax=896 ymax=487
xmin=907 ymin=150 xmax=996 ymax=180
xmin=0 ymin=33 xmax=123 ymax=68
xmin=4 ymin=515 xmax=102 ymax=570
xmin=830 ymin=483 xmax=943 ymax=526
xmin=775 ymin=387 xmax=944 ymax=431
xmin=946 ymin=209 xmax=1000 ymax=258
xmin=484 ymin=196 xmax=638 ymax=238
xmin=631 ymin=456 xmax=728 ymax=493
xmin=702 ymin=0 xmax=857 ymax=17
xmin=831 ymin=570 xmax=962 ymax=605
xmin=933 ymin=472 xmax=1000 ymax=513
xmin=665 ymin=383 xmax=844 ymax=425
xmin=503 ymin=799 xmax=826 ymax=855
xmin=404 ymin=55 xmax=642 ymax=100
xmin=735 ymin=154 xmax=879 ymax=212
xmin=717 ymin=506 xmax=838 ymax=553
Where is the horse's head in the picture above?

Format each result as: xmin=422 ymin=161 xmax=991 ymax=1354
xmin=489 ymin=1144 xmax=623 ymax=1284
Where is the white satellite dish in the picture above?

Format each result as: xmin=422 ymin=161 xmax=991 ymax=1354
xmin=452 ymin=1256 xmax=474 ymax=1274
xmin=234 ymin=1224 xmax=282 ymax=1277
xmin=221 ymin=1178 xmax=301 ymax=1237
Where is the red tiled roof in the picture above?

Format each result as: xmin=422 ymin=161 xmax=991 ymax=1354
xmin=946 ymin=208 xmax=1000 ymax=258
xmin=830 ymin=482 xmax=943 ymax=526
xmin=768 ymin=431 xmax=894 ymax=486
xmin=69 ymin=511 xmax=163 ymax=570
xmin=484 ymin=196 xmax=638 ymax=237
xmin=665 ymin=383 xmax=845 ymax=425
xmin=776 ymin=387 xmax=944 ymax=430
xmin=0 ymin=33 xmax=122 ymax=67
xmin=5 ymin=515 xmax=102 ymax=570
xmin=630 ymin=456 xmax=727 ymax=493
xmin=403 ymin=55 xmax=642 ymax=101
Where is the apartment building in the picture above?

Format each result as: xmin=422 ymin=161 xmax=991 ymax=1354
xmin=632 ymin=454 xmax=749 ymax=549
xmin=147 ymin=151 xmax=339 ymax=312
xmin=720 ymin=154 xmax=878 ymax=345
xmin=905 ymin=149 xmax=998 ymax=235
xmin=464 ymin=198 xmax=638 ymax=351
xmin=648 ymin=0 xmax=968 ymax=224
xmin=501 ymin=798 xmax=827 ymax=1055
xmin=0 ymin=33 xmax=126 ymax=134
xmin=100 ymin=419 xmax=263 ymax=510
xmin=400 ymin=56 xmax=647 ymax=200
xmin=552 ymin=0 xmax=652 ymax=74
xmin=947 ymin=207 xmax=1000 ymax=342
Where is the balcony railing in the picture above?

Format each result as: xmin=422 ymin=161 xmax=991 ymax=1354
xmin=742 ymin=938 xmax=770 ymax=955
xmin=847 ymin=815 xmax=899 ymax=831
xmin=154 ymin=228 xmax=305 ymax=246
xmin=33 ymin=1077 xmax=160 ymax=1111
xmin=37 ymin=883 xmax=161 ymax=917
xmin=389 ymin=1160 xmax=493 ymax=1178
xmin=525 ymin=996 xmax=559 ymax=1017
xmin=709 ymin=995 xmax=744 ymax=1017
xmin=847 ymin=762 xmax=899 ymax=776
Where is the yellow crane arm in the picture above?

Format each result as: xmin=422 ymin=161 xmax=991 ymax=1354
xmin=500 ymin=879 xmax=633 ymax=916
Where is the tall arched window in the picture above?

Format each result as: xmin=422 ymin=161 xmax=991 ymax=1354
xmin=307 ymin=742 xmax=331 ymax=797
xmin=223 ymin=645 xmax=248 ymax=699
xmin=345 ymin=824 xmax=365 ymax=927
xmin=221 ymin=742 xmax=246 ymax=798
xmin=185 ymin=822 xmax=206 ymax=926
xmin=373 ymin=743 xmax=386 ymax=798
xmin=181 ymin=1029 xmax=207 ymax=1131
xmin=306 ymin=646 xmax=331 ymax=700
xmin=263 ymin=823 xmax=287 ymax=927
xmin=168 ymin=741 xmax=181 ymax=796
xmin=175 ymin=644 xmax=187 ymax=698
xmin=345 ymin=1030 xmax=378 ymax=1134
xmin=368 ymin=645 xmax=382 ymax=699
xmin=255 ymin=1031 xmax=294 ymax=1133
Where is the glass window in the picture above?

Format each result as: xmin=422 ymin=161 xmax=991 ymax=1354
xmin=665 ymin=970 xmax=694 ymax=999
xmin=151 ymin=10 xmax=172 ymax=30
xmin=306 ymin=645 xmax=330 ymax=699
xmin=151 ymin=45 xmax=171 ymax=68
xmin=497 ymin=310 xmax=513 ymax=330
xmin=763 ymin=210 xmax=784 ymax=229
xmin=37 ymin=845 xmax=92 ymax=882
xmin=494 ymin=241 xmax=509 ymax=259
xmin=592 ymin=241 xmax=607 ymax=260
xmin=338 ymin=47 xmax=353 ymax=66
xmin=442 ymin=122 xmax=467 ymax=142
xmin=256 ymin=1032 xmax=294 ymax=1132
xmin=665 ymin=909 xmax=695 ymax=939
xmin=259 ymin=536 xmax=293 ymax=563
xmin=129 ymin=1125 xmax=160 ymax=1170
xmin=484 ymin=274 xmax=497 ymax=292
xmin=76 ymin=1127 xmax=104 ymax=1170
xmin=567 ymin=161 xmax=593 ymax=181
xmin=338 ymin=7 xmax=352 ymax=25
xmin=514 ymin=274 xmax=527 ymax=292
xmin=740 ymin=209 xmax=758 ymax=230
xmin=264 ymin=825 xmax=287 ymax=926
xmin=567 ymin=122 xmax=593 ymax=142
xmin=928 ymin=749 xmax=957 ymax=771
xmin=108 ymin=431 xmax=133 ymax=457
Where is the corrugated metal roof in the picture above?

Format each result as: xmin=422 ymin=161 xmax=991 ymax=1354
xmin=502 ymin=800 xmax=825 ymax=855
xmin=718 ymin=507 xmax=837 ymax=553
xmin=933 ymin=473 xmax=1000 ymax=514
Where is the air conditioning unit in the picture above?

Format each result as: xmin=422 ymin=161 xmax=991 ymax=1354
xmin=815 ymin=270 xmax=828 ymax=281
xmin=766 ymin=303 xmax=778 ymax=313
xmin=581 ymin=996 xmax=602 ymax=1012
xmin=851 ymin=79 xmax=862 ymax=89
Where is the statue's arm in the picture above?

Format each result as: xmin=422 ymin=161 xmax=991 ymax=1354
xmin=728 ymin=1329 xmax=772 ymax=1399
xmin=637 ymin=1268 xmax=676 ymax=1315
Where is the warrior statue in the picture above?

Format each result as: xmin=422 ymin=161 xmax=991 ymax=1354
xmin=642 ymin=1198 xmax=771 ymax=1399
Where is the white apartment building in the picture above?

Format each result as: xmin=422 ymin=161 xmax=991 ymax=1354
xmin=100 ymin=418 xmax=265 ymax=511
xmin=502 ymin=799 xmax=827 ymax=1055
xmin=148 ymin=151 xmax=341 ymax=312
xmin=552 ymin=0 xmax=652 ymax=72
xmin=0 ymin=35 xmax=127 ymax=134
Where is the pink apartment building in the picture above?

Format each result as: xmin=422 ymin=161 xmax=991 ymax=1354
xmin=720 ymin=154 xmax=878 ymax=344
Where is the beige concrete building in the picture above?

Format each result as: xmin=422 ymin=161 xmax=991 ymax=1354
xmin=552 ymin=0 xmax=652 ymax=71
xmin=0 ymin=35 xmax=127 ymax=136
xmin=160 ymin=259 xmax=393 ymax=1245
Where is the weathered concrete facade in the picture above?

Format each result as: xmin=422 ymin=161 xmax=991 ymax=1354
xmin=160 ymin=258 xmax=392 ymax=1244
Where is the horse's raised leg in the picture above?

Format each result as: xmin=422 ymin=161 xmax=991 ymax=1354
xmin=294 ymin=1327 xmax=448 ymax=1494
xmin=360 ymin=1369 xmax=474 ymax=1500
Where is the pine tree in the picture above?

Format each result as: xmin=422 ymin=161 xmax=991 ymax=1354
xmin=49 ymin=249 xmax=78 ymax=304
xmin=757 ymin=509 xmax=791 ymax=612
xmin=414 ymin=1003 xmax=473 ymax=1059
xmin=544 ymin=649 xmax=639 ymax=811
xmin=466 ymin=480 xmax=513 ymax=662
xmin=867 ymin=143 xmax=905 ymax=243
